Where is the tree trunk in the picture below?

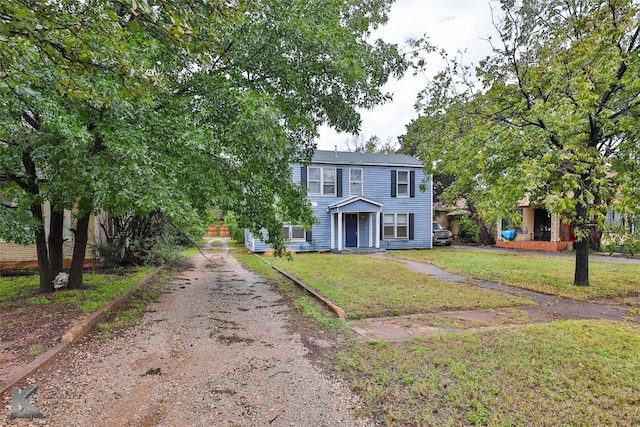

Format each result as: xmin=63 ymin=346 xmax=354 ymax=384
xmin=48 ymin=207 xmax=64 ymax=277
xmin=574 ymin=203 xmax=590 ymax=287
xmin=588 ymin=225 xmax=602 ymax=251
xmin=467 ymin=201 xmax=496 ymax=245
xmin=21 ymin=151 xmax=53 ymax=292
xmin=68 ymin=209 xmax=91 ymax=289
xmin=33 ymin=203 xmax=53 ymax=293
xmin=477 ymin=222 xmax=496 ymax=246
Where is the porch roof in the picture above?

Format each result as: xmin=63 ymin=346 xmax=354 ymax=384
xmin=328 ymin=196 xmax=384 ymax=213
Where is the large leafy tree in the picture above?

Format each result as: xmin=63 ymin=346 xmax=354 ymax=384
xmin=400 ymin=71 xmax=520 ymax=246
xmin=403 ymin=0 xmax=640 ymax=286
xmin=1 ymin=0 xmax=410 ymax=292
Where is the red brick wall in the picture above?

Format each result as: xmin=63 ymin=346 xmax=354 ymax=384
xmin=495 ymin=240 xmax=573 ymax=251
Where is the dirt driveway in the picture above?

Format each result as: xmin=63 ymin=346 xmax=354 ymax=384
xmin=2 ymin=243 xmax=370 ymax=426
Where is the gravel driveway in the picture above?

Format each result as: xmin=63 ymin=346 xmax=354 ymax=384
xmin=2 ymin=243 xmax=370 ymax=426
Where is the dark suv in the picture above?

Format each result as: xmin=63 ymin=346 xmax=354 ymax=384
xmin=432 ymin=222 xmax=453 ymax=246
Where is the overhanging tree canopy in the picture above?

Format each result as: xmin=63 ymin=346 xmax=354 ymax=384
xmin=1 ymin=0 xmax=413 ymax=291
xmin=402 ymin=0 xmax=640 ymax=286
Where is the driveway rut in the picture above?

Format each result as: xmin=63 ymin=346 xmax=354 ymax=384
xmin=2 ymin=243 xmax=370 ymax=426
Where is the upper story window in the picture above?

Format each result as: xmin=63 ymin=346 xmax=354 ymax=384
xmin=349 ymin=168 xmax=362 ymax=196
xmin=308 ymin=167 xmax=336 ymax=196
xmin=396 ymin=170 xmax=409 ymax=197
xmin=391 ymin=169 xmax=415 ymax=198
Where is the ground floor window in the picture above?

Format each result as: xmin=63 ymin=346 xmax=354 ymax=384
xmin=282 ymin=224 xmax=306 ymax=242
xmin=383 ymin=213 xmax=408 ymax=240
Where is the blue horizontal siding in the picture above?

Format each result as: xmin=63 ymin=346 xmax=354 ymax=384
xmin=246 ymin=156 xmax=433 ymax=252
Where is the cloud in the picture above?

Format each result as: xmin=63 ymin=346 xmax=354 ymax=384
xmin=317 ymin=0 xmax=500 ymax=150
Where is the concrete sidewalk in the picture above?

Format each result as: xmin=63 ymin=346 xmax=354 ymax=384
xmin=349 ymin=252 xmax=640 ymax=341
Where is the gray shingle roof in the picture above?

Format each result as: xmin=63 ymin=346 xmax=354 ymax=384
xmin=312 ymin=150 xmax=422 ymax=167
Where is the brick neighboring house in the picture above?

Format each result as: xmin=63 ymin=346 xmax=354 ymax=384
xmin=0 ymin=204 xmax=104 ymax=269
xmin=245 ymin=149 xmax=433 ymax=253
xmin=496 ymin=196 xmax=575 ymax=251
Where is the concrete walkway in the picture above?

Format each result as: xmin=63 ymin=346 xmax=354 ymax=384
xmin=347 ymin=251 xmax=640 ymax=341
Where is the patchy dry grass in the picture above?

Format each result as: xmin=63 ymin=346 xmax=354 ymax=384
xmin=0 ymin=268 xmax=153 ymax=312
xmin=231 ymin=248 xmax=348 ymax=330
xmin=265 ymin=253 xmax=533 ymax=319
xmin=337 ymin=320 xmax=640 ymax=426
xmin=389 ymin=248 xmax=640 ymax=301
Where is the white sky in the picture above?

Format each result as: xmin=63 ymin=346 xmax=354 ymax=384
xmin=316 ymin=0 xmax=501 ymax=150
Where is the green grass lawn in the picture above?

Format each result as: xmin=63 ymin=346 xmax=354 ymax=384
xmin=337 ymin=320 xmax=640 ymax=426
xmin=243 ymin=250 xmax=640 ymax=426
xmin=0 ymin=268 xmax=153 ymax=313
xmin=265 ymin=253 xmax=533 ymax=319
xmin=388 ymin=248 xmax=640 ymax=301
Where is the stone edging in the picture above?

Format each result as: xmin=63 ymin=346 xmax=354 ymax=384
xmin=255 ymin=255 xmax=347 ymax=321
xmin=0 ymin=266 xmax=164 ymax=397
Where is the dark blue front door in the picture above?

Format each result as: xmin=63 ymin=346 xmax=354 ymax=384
xmin=345 ymin=214 xmax=358 ymax=247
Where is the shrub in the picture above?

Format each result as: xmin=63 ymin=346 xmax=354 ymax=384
xmin=457 ymin=215 xmax=480 ymax=243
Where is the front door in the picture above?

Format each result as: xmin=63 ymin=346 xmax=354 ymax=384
xmin=345 ymin=214 xmax=358 ymax=248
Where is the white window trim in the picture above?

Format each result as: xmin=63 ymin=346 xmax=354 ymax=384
xmin=282 ymin=223 xmax=306 ymax=242
xmin=308 ymin=166 xmax=336 ymax=196
xmin=383 ymin=212 xmax=409 ymax=240
xmin=396 ymin=170 xmax=410 ymax=198
xmin=349 ymin=168 xmax=363 ymax=196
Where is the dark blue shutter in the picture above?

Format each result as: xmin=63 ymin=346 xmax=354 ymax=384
xmin=336 ymin=168 xmax=342 ymax=197
xmin=380 ymin=213 xmax=384 ymax=239
xmin=391 ymin=170 xmax=396 ymax=197
xmin=301 ymin=166 xmax=307 ymax=188
xmin=409 ymin=213 xmax=415 ymax=240
xmin=306 ymin=229 xmax=313 ymax=242
xmin=410 ymin=171 xmax=416 ymax=198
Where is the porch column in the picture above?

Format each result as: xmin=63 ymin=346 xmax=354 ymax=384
xmin=375 ymin=210 xmax=381 ymax=249
xmin=337 ymin=211 xmax=343 ymax=252
xmin=330 ymin=213 xmax=335 ymax=250
xmin=368 ymin=213 xmax=373 ymax=248
xmin=550 ymin=214 xmax=560 ymax=242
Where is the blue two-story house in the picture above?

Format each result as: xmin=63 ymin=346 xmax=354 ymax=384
xmin=245 ymin=149 xmax=433 ymax=253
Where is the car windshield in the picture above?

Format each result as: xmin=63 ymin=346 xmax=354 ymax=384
xmin=433 ymin=222 xmax=443 ymax=230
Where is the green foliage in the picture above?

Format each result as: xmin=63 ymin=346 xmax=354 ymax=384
xmin=1 ymin=0 xmax=414 ymax=288
xmin=97 ymin=212 xmax=198 ymax=267
xmin=457 ymin=215 xmax=480 ymax=243
xmin=0 ymin=276 xmax=37 ymax=307
xmin=225 ymin=212 xmax=246 ymax=243
xmin=623 ymin=237 xmax=640 ymax=257
xmin=28 ymin=295 xmax=51 ymax=306
xmin=402 ymin=0 xmax=640 ymax=285
xmin=93 ymin=243 xmax=123 ymax=268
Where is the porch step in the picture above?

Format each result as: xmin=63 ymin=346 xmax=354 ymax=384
xmin=330 ymin=248 xmax=386 ymax=254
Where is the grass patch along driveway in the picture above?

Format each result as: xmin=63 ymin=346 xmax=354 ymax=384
xmin=389 ymin=248 xmax=640 ymax=301
xmin=337 ymin=320 xmax=640 ymax=426
xmin=265 ymin=253 xmax=533 ymax=319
